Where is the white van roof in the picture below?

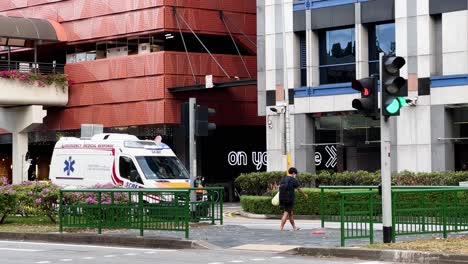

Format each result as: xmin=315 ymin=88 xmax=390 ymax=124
xmin=54 ymin=133 xmax=174 ymax=156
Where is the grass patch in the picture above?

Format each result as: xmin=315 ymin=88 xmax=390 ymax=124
xmin=366 ymin=237 xmax=468 ymax=254
xmin=0 ymin=216 xmax=57 ymax=233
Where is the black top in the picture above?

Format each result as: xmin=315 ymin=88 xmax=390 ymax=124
xmin=281 ymin=176 xmax=300 ymax=202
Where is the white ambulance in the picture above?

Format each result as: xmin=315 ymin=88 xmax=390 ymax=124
xmin=49 ymin=133 xmax=190 ymax=189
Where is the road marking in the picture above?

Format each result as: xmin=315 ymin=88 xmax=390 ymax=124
xmin=251 ymin=258 xmax=265 ymax=261
xmin=208 ymin=262 xmax=224 ymax=264
xmin=82 ymin=257 xmax=95 ymax=260
xmin=36 ymin=262 xmax=51 ymax=264
xmin=0 ymin=240 xmax=176 ymax=252
xmin=271 ymin=256 xmax=285 ymax=259
xmin=230 ymin=244 xmax=298 ymax=252
xmin=104 ymin=255 xmax=117 ymax=258
xmin=59 ymin=259 xmax=72 ymax=262
xmin=124 ymin=253 xmax=138 ymax=256
xmin=0 ymin=247 xmax=43 ymax=252
xmin=229 ymin=261 xmax=244 ymax=263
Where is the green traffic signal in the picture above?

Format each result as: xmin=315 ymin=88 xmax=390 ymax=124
xmin=385 ymin=97 xmax=407 ymax=115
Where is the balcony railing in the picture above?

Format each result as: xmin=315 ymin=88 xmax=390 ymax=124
xmin=0 ymin=60 xmax=65 ymax=74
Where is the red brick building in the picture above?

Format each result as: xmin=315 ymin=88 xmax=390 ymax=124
xmin=0 ymin=0 xmax=263 ymax=186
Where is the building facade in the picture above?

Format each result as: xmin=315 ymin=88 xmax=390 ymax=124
xmin=0 ymin=0 xmax=263 ymax=186
xmin=258 ymin=0 xmax=468 ymax=173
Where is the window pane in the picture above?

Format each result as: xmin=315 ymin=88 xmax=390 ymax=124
xmin=321 ymin=28 xmax=355 ymax=65
xmin=376 ymin=23 xmax=395 ymax=56
xmin=369 ymin=61 xmax=379 ymax=77
xmin=369 ymin=23 xmax=395 ymax=61
xmin=320 ymin=64 xmax=356 ymax=85
xmin=301 ymin=68 xmax=307 ymax=86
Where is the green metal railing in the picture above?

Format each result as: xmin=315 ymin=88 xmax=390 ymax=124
xmin=340 ymin=191 xmax=375 ymax=246
xmin=392 ymin=188 xmax=468 ymax=242
xmin=187 ymin=187 xmax=224 ymax=225
xmin=320 ymin=185 xmax=466 ymax=228
xmin=337 ymin=186 xmax=468 ymax=246
xmin=59 ymin=187 xmax=224 ymax=239
xmin=320 ymin=186 xmax=380 ymax=228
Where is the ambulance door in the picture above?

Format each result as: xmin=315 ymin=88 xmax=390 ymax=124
xmin=118 ymin=155 xmax=144 ymax=189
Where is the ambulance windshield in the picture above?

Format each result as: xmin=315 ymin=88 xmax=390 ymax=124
xmin=136 ymin=156 xmax=189 ymax=180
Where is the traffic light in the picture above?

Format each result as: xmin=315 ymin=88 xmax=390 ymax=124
xmin=351 ymin=76 xmax=379 ymax=119
xmin=195 ymin=105 xmax=216 ymax=136
xmin=381 ymin=56 xmax=407 ymax=117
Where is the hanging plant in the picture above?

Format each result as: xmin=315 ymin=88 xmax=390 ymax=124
xmin=0 ymin=70 xmax=71 ymax=91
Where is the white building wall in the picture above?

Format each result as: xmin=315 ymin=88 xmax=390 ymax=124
xmin=442 ymin=10 xmax=468 ymax=75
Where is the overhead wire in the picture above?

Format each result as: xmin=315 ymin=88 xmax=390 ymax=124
xmin=220 ymin=11 xmax=252 ymax=79
xmin=174 ymin=7 xmax=231 ymax=79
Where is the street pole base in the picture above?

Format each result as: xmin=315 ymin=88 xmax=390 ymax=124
xmin=383 ymin=226 xmax=393 ymax=243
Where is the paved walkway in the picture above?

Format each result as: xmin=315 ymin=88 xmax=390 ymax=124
xmin=95 ymin=209 xmax=456 ymax=249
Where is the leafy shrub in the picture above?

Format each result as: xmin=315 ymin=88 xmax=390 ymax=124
xmin=62 ymin=183 xmax=129 ymax=206
xmin=0 ymin=178 xmax=18 ymax=224
xmin=241 ymin=189 xmax=323 ymax=215
xmin=13 ymin=181 xmax=61 ymax=223
xmin=241 ymin=188 xmax=468 ymax=216
xmin=236 ymin=170 xmax=468 ymax=195
xmin=235 ymin=171 xmax=316 ymax=196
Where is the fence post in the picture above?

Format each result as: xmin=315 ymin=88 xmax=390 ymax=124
xmin=185 ymin=191 xmax=190 ymax=239
xmin=369 ymin=192 xmax=374 ymax=244
xmin=391 ymin=191 xmax=396 ymax=243
xmin=59 ymin=191 xmax=63 ymax=233
xmin=211 ymin=189 xmax=215 ymax=225
xmin=220 ymin=188 xmax=224 ymax=225
xmin=442 ymin=191 xmax=447 ymax=239
xmin=340 ymin=194 xmax=345 ymax=247
xmin=98 ymin=191 xmax=102 ymax=235
xmin=139 ymin=191 xmax=144 ymax=237
xmin=421 ymin=192 xmax=426 ymax=232
xmin=320 ymin=188 xmax=325 ymax=228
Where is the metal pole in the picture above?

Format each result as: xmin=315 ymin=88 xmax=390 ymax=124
xmin=380 ymin=52 xmax=393 ymax=243
xmin=7 ymin=46 xmax=11 ymax=70
xmin=34 ymin=41 xmax=37 ymax=73
xmin=282 ymin=0 xmax=291 ymax=169
xmin=189 ymin=98 xmax=197 ymax=204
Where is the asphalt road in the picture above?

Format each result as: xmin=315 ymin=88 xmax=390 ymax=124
xmin=0 ymin=240 xmax=397 ymax=264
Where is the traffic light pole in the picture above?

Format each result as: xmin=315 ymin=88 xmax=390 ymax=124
xmin=380 ymin=53 xmax=393 ymax=243
xmin=189 ymin=97 xmax=197 ymax=203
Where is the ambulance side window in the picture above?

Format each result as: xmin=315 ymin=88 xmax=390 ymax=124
xmin=119 ymin=156 xmax=143 ymax=184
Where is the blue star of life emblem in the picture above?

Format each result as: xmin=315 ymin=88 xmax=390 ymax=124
xmin=64 ymin=156 xmax=75 ymax=176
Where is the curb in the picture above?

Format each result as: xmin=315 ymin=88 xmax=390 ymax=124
xmin=285 ymin=247 xmax=468 ymax=264
xmin=239 ymin=211 xmax=321 ymax=220
xmin=0 ymin=232 xmax=211 ymax=250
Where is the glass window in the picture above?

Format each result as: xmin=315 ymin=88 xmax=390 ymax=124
xmin=299 ymin=33 xmax=307 ymax=86
xmin=369 ymin=23 xmax=396 ymax=76
xmin=136 ymin=156 xmax=189 ymax=180
xmin=119 ymin=156 xmax=142 ymax=184
xmin=319 ymin=27 xmax=356 ymax=84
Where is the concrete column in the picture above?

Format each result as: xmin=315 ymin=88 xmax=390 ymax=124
xmin=11 ymin=132 xmax=28 ymax=184
xmin=306 ymin=29 xmax=320 ymax=86
xmin=0 ymin=105 xmax=46 ymax=183
xmin=266 ymin=110 xmax=286 ymax=171
xmin=306 ymin=10 xmax=320 ymax=86
xmin=355 ymin=24 xmax=369 ymax=79
xmin=394 ymin=0 xmax=433 ymax=172
xmin=355 ymin=3 xmax=369 ymax=79
xmin=294 ymin=114 xmax=315 ymax=174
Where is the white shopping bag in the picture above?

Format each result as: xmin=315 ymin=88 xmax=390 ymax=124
xmin=271 ymin=192 xmax=280 ymax=206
